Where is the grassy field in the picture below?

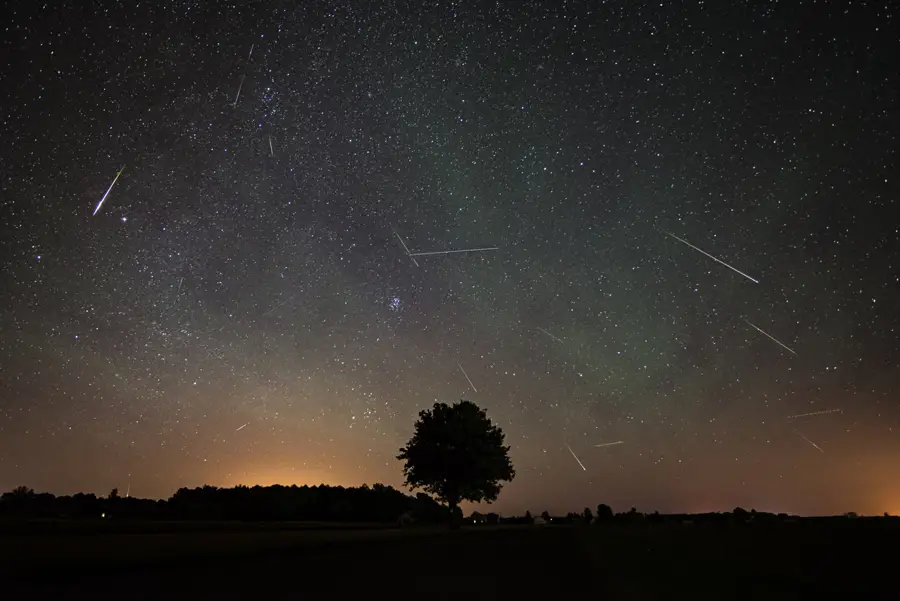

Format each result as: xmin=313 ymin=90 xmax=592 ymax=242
xmin=578 ymin=519 xmax=898 ymax=598
xmin=3 ymin=519 xmax=897 ymax=598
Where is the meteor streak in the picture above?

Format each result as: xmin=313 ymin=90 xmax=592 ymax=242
xmin=236 ymin=423 xmax=248 ymax=432
xmin=594 ymin=440 xmax=624 ymax=448
xmin=262 ymin=294 xmax=295 ymax=317
xmin=566 ymin=444 xmax=586 ymax=471
xmin=794 ymin=429 xmax=824 ymax=453
xmin=269 ymin=135 xmax=274 ymax=157
xmin=664 ymin=231 xmax=759 ymax=284
xmin=457 ymin=361 xmax=477 ymax=393
xmin=392 ymin=228 xmax=419 ymax=267
xmin=168 ymin=276 xmax=184 ymax=309
xmin=788 ymin=408 xmax=842 ymax=419
xmin=233 ymin=75 xmax=245 ymax=107
xmin=536 ymin=327 xmax=565 ymax=344
xmin=745 ymin=320 xmax=797 ymax=355
xmin=92 ymin=165 xmax=126 ymax=216
xmin=408 ymin=246 xmax=499 ymax=257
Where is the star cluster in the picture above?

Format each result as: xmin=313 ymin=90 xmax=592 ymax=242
xmin=1 ymin=1 xmax=897 ymax=516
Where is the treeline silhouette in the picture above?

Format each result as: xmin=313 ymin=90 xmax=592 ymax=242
xmin=0 ymin=483 xmax=450 ymax=523
xmin=470 ymin=505 xmax=887 ymax=526
xmin=4 ymin=485 xmax=884 ymax=526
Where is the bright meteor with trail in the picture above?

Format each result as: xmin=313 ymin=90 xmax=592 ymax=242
xmin=594 ymin=440 xmax=624 ymax=448
xmin=565 ymin=443 xmax=586 ymax=471
xmin=745 ymin=319 xmax=798 ymax=356
xmin=788 ymin=408 xmax=842 ymax=420
xmin=664 ymin=231 xmax=759 ymax=284
xmin=407 ymin=246 xmax=499 ymax=257
xmin=92 ymin=165 xmax=126 ymax=216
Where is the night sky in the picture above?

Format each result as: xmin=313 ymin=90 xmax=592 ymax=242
xmin=1 ymin=1 xmax=897 ymax=517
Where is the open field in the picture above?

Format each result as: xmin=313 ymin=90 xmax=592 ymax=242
xmin=579 ymin=518 xmax=899 ymax=598
xmin=3 ymin=519 xmax=898 ymax=598
xmin=0 ymin=517 xmax=398 ymax=536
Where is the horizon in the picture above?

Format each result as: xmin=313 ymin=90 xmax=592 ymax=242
xmin=3 ymin=480 xmax=893 ymax=519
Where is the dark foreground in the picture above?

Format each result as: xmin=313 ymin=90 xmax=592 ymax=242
xmin=3 ymin=518 xmax=898 ymax=598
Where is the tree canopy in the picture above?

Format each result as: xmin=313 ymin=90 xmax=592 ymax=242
xmin=596 ymin=503 xmax=614 ymax=521
xmin=397 ymin=400 xmax=515 ymax=520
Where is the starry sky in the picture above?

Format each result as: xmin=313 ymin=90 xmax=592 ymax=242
xmin=1 ymin=1 xmax=898 ymax=517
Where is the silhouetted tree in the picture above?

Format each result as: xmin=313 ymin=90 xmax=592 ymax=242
xmin=524 ymin=510 xmax=534 ymax=524
xmin=397 ymin=400 xmax=515 ymax=528
xmin=732 ymin=507 xmax=750 ymax=523
xmin=0 ymin=486 xmax=35 ymax=515
xmin=583 ymin=507 xmax=594 ymax=524
xmin=540 ymin=510 xmax=551 ymax=522
xmin=596 ymin=503 xmax=613 ymax=522
xmin=616 ymin=507 xmax=643 ymax=523
xmin=108 ymin=488 xmax=119 ymax=500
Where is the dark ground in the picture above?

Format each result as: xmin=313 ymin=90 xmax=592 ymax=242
xmin=3 ymin=518 xmax=898 ymax=598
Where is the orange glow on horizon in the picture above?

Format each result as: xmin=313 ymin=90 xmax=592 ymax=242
xmin=217 ymin=466 xmax=351 ymax=490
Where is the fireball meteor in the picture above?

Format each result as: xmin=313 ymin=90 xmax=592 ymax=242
xmin=92 ymin=165 xmax=126 ymax=216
